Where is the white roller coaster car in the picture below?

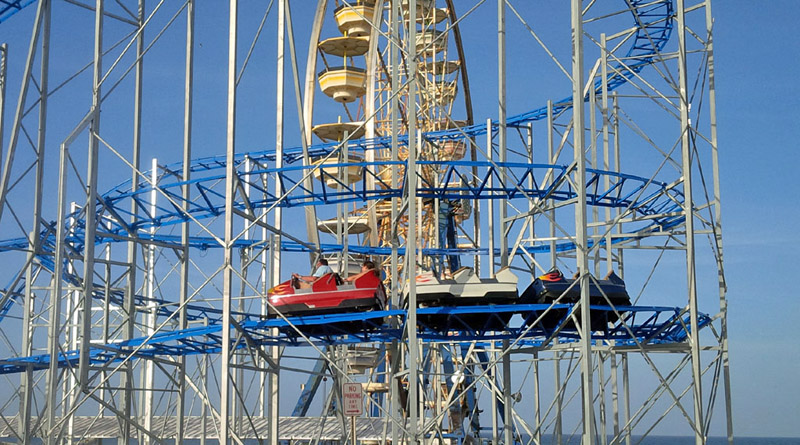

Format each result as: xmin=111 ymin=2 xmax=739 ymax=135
xmin=414 ymin=267 xmax=519 ymax=306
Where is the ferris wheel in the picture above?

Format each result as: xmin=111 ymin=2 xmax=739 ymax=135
xmin=300 ymin=0 xmax=477 ymax=284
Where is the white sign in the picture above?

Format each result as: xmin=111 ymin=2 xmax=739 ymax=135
xmin=342 ymin=382 xmax=363 ymax=416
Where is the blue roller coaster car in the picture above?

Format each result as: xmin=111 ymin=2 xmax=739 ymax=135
xmin=520 ymin=269 xmax=631 ymax=331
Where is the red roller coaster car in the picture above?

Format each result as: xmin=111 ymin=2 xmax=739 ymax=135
xmin=267 ymin=270 xmax=386 ymax=317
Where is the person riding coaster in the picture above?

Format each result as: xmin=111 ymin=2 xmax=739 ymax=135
xmin=292 ymin=258 xmax=334 ymax=289
xmin=269 ymin=259 xmax=386 ymax=317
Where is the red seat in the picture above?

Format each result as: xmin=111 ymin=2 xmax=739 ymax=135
xmin=352 ymin=269 xmax=381 ymax=288
xmin=311 ymin=273 xmax=340 ymax=292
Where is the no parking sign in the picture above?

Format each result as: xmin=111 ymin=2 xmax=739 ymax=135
xmin=342 ymin=383 xmax=363 ymax=416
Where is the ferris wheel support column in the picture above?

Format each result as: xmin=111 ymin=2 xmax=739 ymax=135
xmin=389 ymin=2 xmax=401 ymax=443
xmin=704 ymin=1 xmax=733 ymax=442
xmin=570 ymin=0 xmax=595 ymax=443
xmin=363 ymin=0 xmax=382 ymax=249
xmin=220 ymin=0 xmax=238 ymax=441
xmin=285 ymin=0 xmax=322 ymax=258
xmin=676 ymin=2 xmax=704 ymax=443
xmin=406 ymin=0 xmax=420 ymax=441
xmin=300 ymin=0 xmax=327 ymax=263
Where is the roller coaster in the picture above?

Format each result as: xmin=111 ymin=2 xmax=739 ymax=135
xmin=0 ymin=0 xmax=730 ymax=444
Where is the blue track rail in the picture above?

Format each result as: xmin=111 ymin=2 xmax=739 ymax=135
xmin=0 ymin=304 xmax=710 ymax=375
xmin=0 ymin=0 xmax=34 ymax=24
xmin=0 ymin=161 xmax=684 ymax=253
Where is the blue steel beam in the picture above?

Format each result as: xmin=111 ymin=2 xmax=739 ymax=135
xmin=0 ymin=305 xmax=711 ymax=375
xmin=87 ymin=161 xmax=684 ymax=243
xmin=0 ymin=0 xmax=34 ymax=23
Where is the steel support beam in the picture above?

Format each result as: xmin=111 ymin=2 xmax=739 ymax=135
xmin=19 ymin=1 xmax=49 ymax=441
xmin=703 ymin=1 xmax=733 ymax=442
xmin=497 ymin=0 xmax=508 ymax=269
xmin=486 ymin=118 xmax=494 ymax=277
xmin=676 ymin=2 xmax=705 ymax=443
xmin=502 ymin=340 xmax=513 ymax=445
xmin=407 ymin=0 xmax=420 ymax=441
xmin=78 ymin=0 xmax=104 ymax=393
xmin=219 ymin=0 xmax=238 ymax=441
xmin=270 ymin=2 xmax=285 ymax=444
xmin=389 ymin=2 xmax=401 ymax=443
xmin=571 ymin=1 xmax=595 ymax=443
xmin=176 ymin=1 xmax=195 ymax=442
xmin=0 ymin=0 xmax=48 ymax=225
xmin=0 ymin=43 xmax=6 ymax=164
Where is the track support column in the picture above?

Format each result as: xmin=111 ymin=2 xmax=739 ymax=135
xmin=176 ymin=1 xmax=194 ymax=442
xmin=571 ymin=0 xmax=594 ymax=443
xmin=497 ymin=0 xmax=508 ymax=268
xmin=270 ymin=2 xmax=285 ymax=444
xmin=220 ymin=0 xmax=238 ymax=441
xmin=676 ymin=2 xmax=704 ymax=443
xmin=19 ymin=0 xmax=50 ymax=441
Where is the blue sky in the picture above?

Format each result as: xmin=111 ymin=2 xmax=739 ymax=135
xmin=0 ymin=0 xmax=798 ymax=439
xmin=711 ymin=0 xmax=800 ymax=438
